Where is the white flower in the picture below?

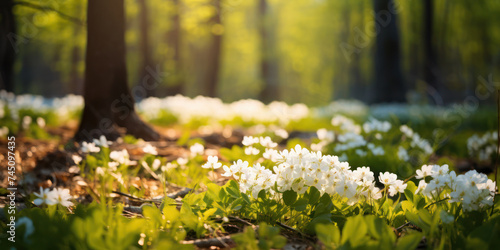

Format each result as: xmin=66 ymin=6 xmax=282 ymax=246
xmin=259 ymin=136 xmax=278 ymax=148
xmin=190 ymin=143 xmax=205 ymax=157
xmin=93 ymin=135 xmax=112 ymax=148
xmin=150 ymin=159 xmax=161 ymax=171
xmin=47 ymin=188 xmax=73 ymax=207
xmin=22 ymin=116 xmax=32 ymax=130
xmin=108 ymin=161 xmax=119 ymax=171
xmin=202 ymin=156 xmax=222 ymax=170
xmin=274 ymin=129 xmax=289 ymax=139
xmin=81 ymin=141 xmax=100 ymax=153
xmin=36 ymin=117 xmax=46 ymax=128
xmin=431 ymin=164 xmax=449 ymax=178
xmin=400 ymin=125 xmax=414 ymax=137
xmin=110 ymin=149 xmax=134 ymax=165
xmin=416 ymin=165 xmax=434 ymax=179
xmin=388 ymin=180 xmax=407 ymax=197
xmin=245 ymin=146 xmax=260 ymax=155
xmin=370 ymin=187 xmax=383 ymax=200
xmin=72 ymin=154 xmax=82 ymax=165
xmin=95 ymin=167 xmax=105 ymax=176
xmin=370 ymin=146 xmax=385 ymax=156
xmin=263 ymin=148 xmax=280 ymax=161
xmin=317 ymin=128 xmax=334 ymax=142
xmin=33 ymin=187 xmax=51 ymax=206
xmin=415 ymin=180 xmax=427 ymax=194
xmin=363 ymin=118 xmax=391 ymax=133
xmin=161 ymin=162 xmax=177 ymax=172
xmin=143 ymin=144 xmax=158 ymax=155
xmin=242 ymin=136 xmax=259 ymax=146
xmin=379 ymin=172 xmax=398 ymax=185
xmin=353 ymin=167 xmax=374 ymax=182
xmin=177 ymin=157 xmax=188 ymax=166
xmin=221 ymin=165 xmax=235 ymax=177
xmin=397 ymin=146 xmax=409 ymax=161
xmin=335 ymin=180 xmax=358 ymax=199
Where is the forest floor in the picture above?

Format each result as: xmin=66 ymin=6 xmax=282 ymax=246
xmin=1 ymin=123 xmax=497 ymax=249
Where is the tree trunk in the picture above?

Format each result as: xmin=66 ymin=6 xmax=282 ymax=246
xmin=372 ymin=0 xmax=406 ymax=103
xmin=165 ymin=0 xmax=183 ymax=96
xmin=138 ymin=0 xmax=155 ymax=97
xmin=423 ymin=0 xmax=440 ymax=100
xmin=70 ymin=14 xmax=83 ymax=95
xmin=74 ymin=0 xmax=159 ymax=142
xmin=0 ymin=0 xmax=16 ymax=92
xmin=205 ymin=0 xmax=222 ymax=98
xmin=258 ymin=0 xmax=279 ymax=103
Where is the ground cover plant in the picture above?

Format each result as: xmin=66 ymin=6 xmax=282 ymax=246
xmin=1 ymin=93 xmax=499 ymax=249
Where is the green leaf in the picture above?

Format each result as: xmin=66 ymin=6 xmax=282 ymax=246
xmin=396 ymin=232 xmax=423 ymax=250
xmin=405 ymin=181 xmax=417 ymax=194
xmin=283 ymin=190 xmax=297 ymax=206
xmin=314 ymin=194 xmax=334 ymax=217
xmin=292 ymin=198 xmax=308 ymax=212
xmin=341 ymin=216 xmax=367 ymax=245
xmin=241 ymin=193 xmax=251 ymax=204
xmin=306 ymin=213 xmax=332 ymax=234
xmin=416 ymin=197 xmax=426 ymax=210
xmin=404 ymin=189 xmax=414 ymax=203
xmin=307 ymin=186 xmax=321 ymax=205
xmin=207 ymin=183 xmax=222 ymax=202
xmin=405 ymin=210 xmax=430 ymax=233
xmin=163 ymin=205 xmax=180 ymax=223
xmin=232 ymin=226 xmax=258 ymax=250
xmin=466 ymin=216 xmax=500 ymax=249
xmin=316 ymin=224 xmax=340 ymax=249
xmin=401 ymin=200 xmax=414 ymax=212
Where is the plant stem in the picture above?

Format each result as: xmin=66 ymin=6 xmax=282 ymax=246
xmin=424 ymin=197 xmax=449 ymax=209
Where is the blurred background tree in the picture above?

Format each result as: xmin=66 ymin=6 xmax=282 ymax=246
xmin=2 ymin=0 xmax=500 ymax=106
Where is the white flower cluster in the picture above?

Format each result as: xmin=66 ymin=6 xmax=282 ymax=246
xmin=312 ymin=118 xmax=406 ymax=159
xmin=415 ymin=164 xmax=496 ymax=211
xmin=363 ymin=118 xmax=391 ymax=133
xmin=313 ymin=99 xmax=368 ymax=119
xmin=0 ymin=91 xmax=83 ymax=122
xmin=331 ymin=115 xmax=361 ymax=134
xmin=242 ymin=136 xmax=279 ymax=159
xmin=467 ymin=131 xmax=498 ymax=162
xmin=137 ymin=95 xmax=310 ymax=126
xmin=190 ymin=143 xmax=205 ymax=157
xmin=400 ymin=125 xmax=433 ymax=155
xmin=94 ymin=149 xmax=138 ymax=185
xmin=312 ymin=118 xmax=428 ymax=161
xmin=369 ymin=104 xmax=452 ymax=124
xmin=33 ymin=187 xmax=73 ymax=207
xmin=218 ymin=144 xmax=411 ymax=204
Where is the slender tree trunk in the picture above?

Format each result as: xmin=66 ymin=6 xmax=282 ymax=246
xmin=258 ymin=0 xmax=279 ymax=103
xmin=205 ymin=0 xmax=222 ymax=97
xmin=70 ymin=17 xmax=83 ymax=95
xmin=69 ymin=45 xmax=82 ymax=94
xmin=372 ymin=0 xmax=406 ymax=103
xmin=0 ymin=0 xmax=16 ymax=92
xmin=138 ymin=0 xmax=155 ymax=97
xmin=165 ymin=0 xmax=183 ymax=96
xmin=74 ymin=0 xmax=159 ymax=141
xmin=423 ymin=0 xmax=440 ymax=96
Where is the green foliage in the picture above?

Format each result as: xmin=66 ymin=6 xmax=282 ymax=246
xmin=232 ymin=223 xmax=286 ymax=250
